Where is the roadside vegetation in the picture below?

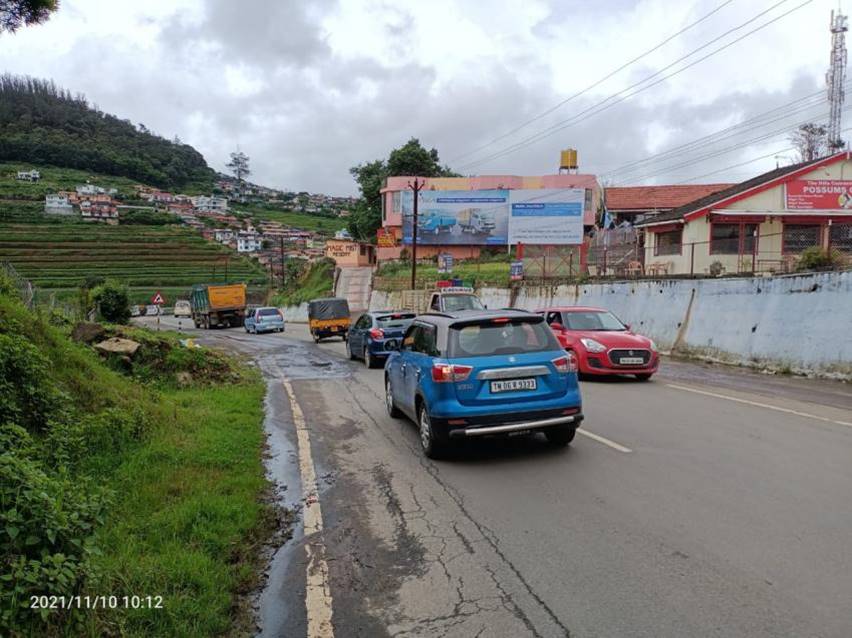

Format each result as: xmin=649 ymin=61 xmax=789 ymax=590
xmin=271 ymin=257 xmax=335 ymax=306
xmin=375 ymin=252 xmax=513 ymax=289
xmin=0 ymin=272 xmax=274 ymax=636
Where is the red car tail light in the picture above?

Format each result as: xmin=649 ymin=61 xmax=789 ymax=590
xmin=369 ymin=328 xmax=384 ymax=340
xmin=431 ymin=363 xmax=474 ymax=382
xmin=552 ymin=352 xmax=578 ymax=373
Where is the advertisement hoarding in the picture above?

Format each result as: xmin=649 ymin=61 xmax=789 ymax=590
xmin=508 ymin=189 xmax=585 ymax=245
xmin=786 ymin=179 xmax=852 ymax=210
xmin=401 ymin=190 xmax=509 ymax=245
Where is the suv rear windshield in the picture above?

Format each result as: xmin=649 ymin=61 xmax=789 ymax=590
xmin=448 ymin=317 xmax=560 ymax=357
xmin=377 ymin=313 xmax=416 ymax=328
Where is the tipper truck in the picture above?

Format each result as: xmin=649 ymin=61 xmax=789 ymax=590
xmin=190 ymin=283 xmax=247 ymax=328
xmin=456 ymin=208 xmax=495 ymax=235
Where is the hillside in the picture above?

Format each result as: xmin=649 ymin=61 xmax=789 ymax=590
xmin=0 ymin=75 xmax=214 ymax=191
xmin=0 ymin=220 xmax=268 ymax=303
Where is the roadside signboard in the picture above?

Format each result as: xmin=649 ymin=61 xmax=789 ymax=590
xmin=377 ymin=228 xmax=397 ymax=247
xmin=401 ymin=189 xmax=510 ymax=245
xmin=438 ymin=253 xmax=454 ymax=274
xmin=786 ymin=179 xmax=852 ymax=209
xmin=151 ymin=291 xmax=165 ymax=305
xmin=510 ymin=260 xmax=524 ymax=281
xmin=508 ymin=189 xmax=585 ymax=245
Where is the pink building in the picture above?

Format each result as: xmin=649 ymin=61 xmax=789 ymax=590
xmin=378 ymin=173 xmax=600 ymax=261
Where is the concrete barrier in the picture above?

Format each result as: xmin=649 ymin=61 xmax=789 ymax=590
xmin=370 ymin=271 xmax=852 ymax=378
xmin=280 ymin=303 xmax=309 ymax=323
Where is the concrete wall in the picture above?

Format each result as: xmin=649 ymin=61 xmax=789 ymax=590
xmin=280 ymin=303 xmax=308 ymax=323
xmin=370 ymin=271 xmax=852 ymax=378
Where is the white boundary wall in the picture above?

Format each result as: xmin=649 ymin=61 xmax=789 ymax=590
xmin=369 ymin=271 xmax=852 ymax=378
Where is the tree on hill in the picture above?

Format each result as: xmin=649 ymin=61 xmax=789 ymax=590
xmin=0 ymin=74 xmax=215 ymax=190
xmin=226 ymin=150 xmax=251 ymax=194
xmin=348 ymin=138 xmax=458 ymax=241
xmin=0 ymin=0 xmax=57 ymax=33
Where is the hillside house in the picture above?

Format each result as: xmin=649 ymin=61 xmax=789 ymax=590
xmin=236 ymin=231 xmax=263 ymax=253
xmin=214 ymin=229 xmax=235 ymax=243
xmin=44 ymin=194 xmax=74 ymax=215
xmin=191 ymin=195 xmax=229 ymax=212
xmin=80 ymin=200 xmax=118 ymax=224
xmin=16 ymin=169 xmax=40 ymax=181
xmin=77 ymin=184 xmax=117 ymax=197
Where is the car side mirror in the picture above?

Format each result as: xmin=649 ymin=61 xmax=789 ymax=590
xmin=550 ymin=323 xmax=564 ymax=332
xmin=624 ymin=324 xmax=631 ymax=331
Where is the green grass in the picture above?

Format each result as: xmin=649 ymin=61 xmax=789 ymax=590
xmin=238 ymin=203 xmax=347 ymax=234
xmin=88 ymin=380 xmax=269 ymax=637
xmin=0 ymin=162 xmax=146 ymax=200
xmin=0 ymin=289 xmax=273 ymax=637
xmin=375 ymin=256 xmax=513 ymax=288
xmin=0 ymin=221 xmax=268 ymax=296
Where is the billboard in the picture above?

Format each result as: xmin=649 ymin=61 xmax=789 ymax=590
xmin=401 ymin=190 xmax=509 ymax=245
xmin=508 ymin=189 xmax=585 ymax=245
xmin=786 ymin=179 xmax=852 ymax=210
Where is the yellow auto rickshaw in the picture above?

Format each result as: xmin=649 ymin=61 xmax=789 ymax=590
xmin=308 ymin=297 xmax=351 ymax=343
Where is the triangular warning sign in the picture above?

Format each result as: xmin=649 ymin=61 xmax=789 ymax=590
xmin=151 ymin=291 xmax=165 ymax=305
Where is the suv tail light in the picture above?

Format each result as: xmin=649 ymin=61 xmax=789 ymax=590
xmin=552 ymin=352 xmax=578 ymax=373
xmin=431 ymin=363 xmax=474 ymax=382
xmin=369 ymin=328 xmax=384 ymax=340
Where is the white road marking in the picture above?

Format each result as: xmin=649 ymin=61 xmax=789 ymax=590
xmin=666 ymin=383 xmax=852 ymax=428
xmin=577 ymin=428 xmax=633 ymax=453
xmin=283 ymin=379 xmax=335 ymax=638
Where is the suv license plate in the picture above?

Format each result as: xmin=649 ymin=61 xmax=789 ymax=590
xmin=619 ymin=357 xmax=644 ymax=365
xmin=490 ymin=378 xmax=537 ymax=393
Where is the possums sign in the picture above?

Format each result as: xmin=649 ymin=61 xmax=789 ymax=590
xmin=786 ymin=179 xmax=852 ymax=210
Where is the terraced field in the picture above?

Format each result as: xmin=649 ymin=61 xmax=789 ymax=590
xmin=0 ymin=221 xmax=268 ymax=303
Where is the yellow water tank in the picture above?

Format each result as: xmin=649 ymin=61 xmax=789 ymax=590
xmin=560 ymin=149 xmax=578 ymax=170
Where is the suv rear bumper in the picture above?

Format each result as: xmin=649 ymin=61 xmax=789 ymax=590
xmin=432 ymin=407 xmax=583 ymax=439
xmin=448 ymin=413 xmax=583 ymax=438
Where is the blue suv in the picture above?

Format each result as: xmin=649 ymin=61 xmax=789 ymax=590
xmin=384 ymin=310 xmax=583 ymax=458
xmin=347 ymin=311 xmax=416 ymax=368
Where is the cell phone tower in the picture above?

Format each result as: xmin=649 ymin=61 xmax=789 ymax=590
xmin=827 ymin=9 xmax=848 ymax=151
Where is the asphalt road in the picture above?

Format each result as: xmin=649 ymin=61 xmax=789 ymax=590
xmin=141 ymin=316 xmax=852 ymax=638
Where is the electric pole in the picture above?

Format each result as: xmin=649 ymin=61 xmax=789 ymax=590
xmin=279 ymin=237 xmax=285 ymax=289
xmin=827 ymin=9 xmax=848 ymax=150
xmin=408 ymin=177 xmax=425 ymax=290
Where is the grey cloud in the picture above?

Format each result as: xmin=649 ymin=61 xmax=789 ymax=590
xmin=161 ymin=0 xmax=336 ymax=68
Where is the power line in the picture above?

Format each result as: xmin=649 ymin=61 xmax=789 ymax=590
xmin=457 ymin=0 xmax=813 ymax=172
xmin=598 ymin=88 xmax=829 ymax=179
xmin=448 ymin=0 xmax=736 ymax=163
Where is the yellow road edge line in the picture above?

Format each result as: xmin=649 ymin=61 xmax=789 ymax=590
xmin=283 ymin=379 xmax=335 ymax=638
xmin=665 ymin=383 xmax=852 ymax=428
xmin=577 ymin=428 xmax=633 ymax=453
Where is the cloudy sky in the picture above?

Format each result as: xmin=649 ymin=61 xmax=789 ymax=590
xmin=0 ymin=0 xmax=843 ymax=194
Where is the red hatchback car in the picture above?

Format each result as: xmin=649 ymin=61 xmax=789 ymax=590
xmin=536 ymin=306 xmax=659 ymax=380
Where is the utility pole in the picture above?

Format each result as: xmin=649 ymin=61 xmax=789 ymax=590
xmin=408 ymin=177 xmax=425 ymax=290
xmin=827 ymin=9 xmax=848 ymax=150
xmin=279 ymin=237 xmax=285 ymax=289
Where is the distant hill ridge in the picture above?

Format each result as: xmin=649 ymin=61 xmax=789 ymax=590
xmin=0 ymin=74 xmax=214 ymax=190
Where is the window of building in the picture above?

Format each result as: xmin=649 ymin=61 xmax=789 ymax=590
xmin=783 ymin=224 xmax=822 ymax=253
xmin=710 ymin=223 xmax=759 ymax=255
xmin=654 ymin=228 xmax=682 ymax=255
xmin=392 ymin=191 xmax=401 ymax=213
xmin=829 ymin=222 xmax=852 ymax=253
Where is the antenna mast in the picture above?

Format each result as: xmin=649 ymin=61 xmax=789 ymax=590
xmin=827 ymin=9 xmax=848 ymax=151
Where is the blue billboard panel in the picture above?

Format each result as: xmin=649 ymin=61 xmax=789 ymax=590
xmin=401 ymin=189 xmax=510 ymax=245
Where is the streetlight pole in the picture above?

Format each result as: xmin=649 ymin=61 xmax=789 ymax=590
xmin=408 ymin=177 xmax=425 ymax=290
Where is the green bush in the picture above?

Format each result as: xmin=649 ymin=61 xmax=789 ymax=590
xmin=91 ymin=280 xmax=130 ymax=324
xmin=796 ymin=247 xmax=840 ymax=272
xmin=1 ymin=448 xmax=108 ymax=632
xmin=0 ymin=334 xmax=60 ymax=433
